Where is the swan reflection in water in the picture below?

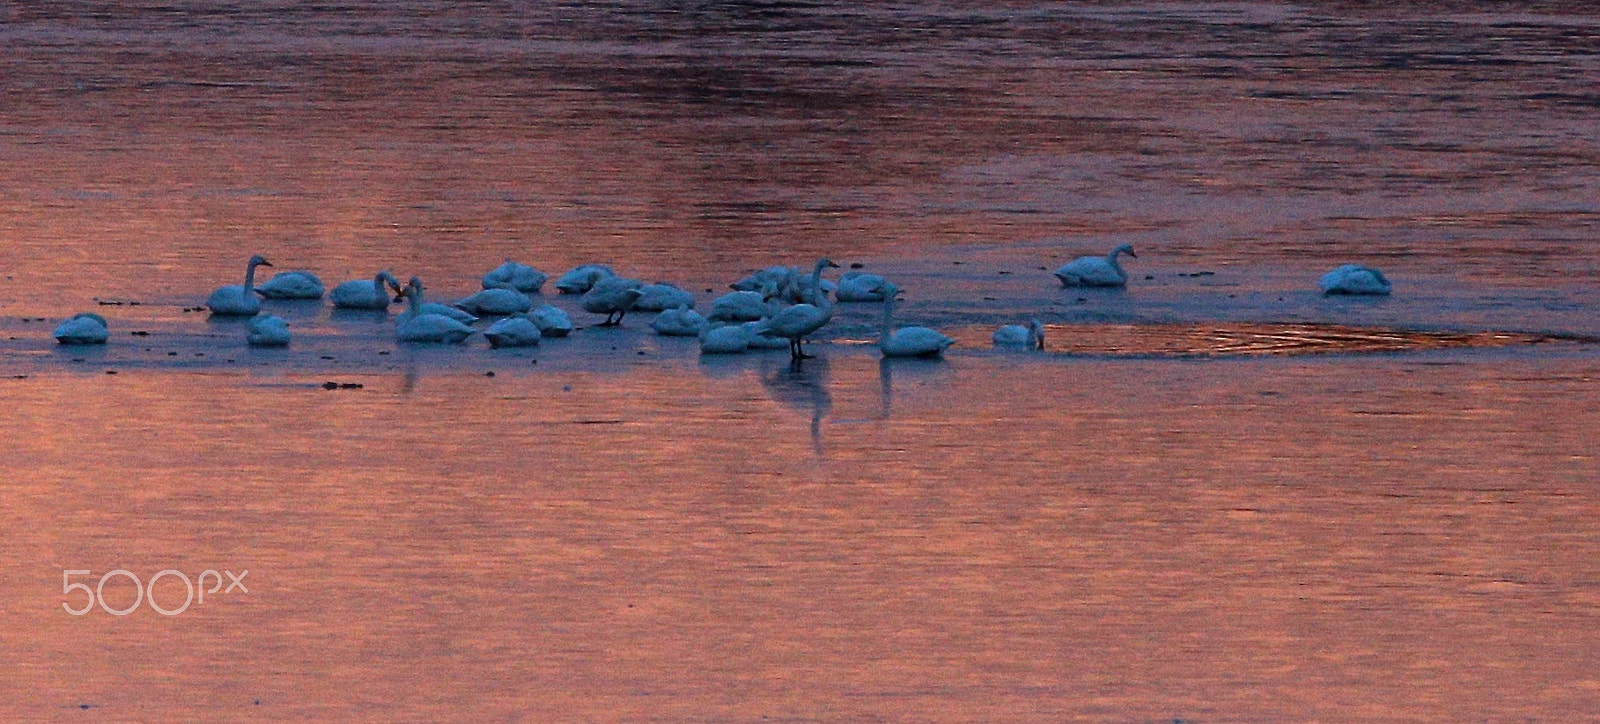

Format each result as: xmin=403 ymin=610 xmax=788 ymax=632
xmin=759 ymin=356 xmax=832 ymax=455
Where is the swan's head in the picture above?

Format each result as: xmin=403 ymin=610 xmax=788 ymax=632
xmin=248 ymin=254 xmax=273 ymax=268
xmin=815 ymin=257 xmax=840 ymax=271
xmin=378 ymin=270 xmax=403 ymax=293
xmin=1113 ymin=244 xmax=1137 ymax=258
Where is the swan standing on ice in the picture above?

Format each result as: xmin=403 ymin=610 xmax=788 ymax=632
xmin=633 ymin=282 xmax=696 ymax=312
xmin=207 ymin=254 xmax=273 ymax=316
xmin=331 ymin=271 xmax=402 ymax=310
xmin=483 ymin=316 xmax=542 ymax=348
xmin=554 ymin=264 xmax=615 ymax=294
xmin=483 ymin=260 xmax=548 ymax=293
xmin=1054 ymin=244 xmax=1137 ymax=288
xmin=247 ymin=315 xmax=291 ymax=346
xmin=53 ymin=313 xmax=109 ymax=344
xmin=254 ymin=270 xmax=325 ymax=300
xmin=527 ymin=305 xmax=574 ymax=337
xmin=878 ymin=285 xmax=953 ymax=358
xmin=1319 ymin=264 xmax=1392 ymax=295
xmin=396 ymin=278 xmax=474 ymax=344
xmin=581 ymin=277 xmax=645 ymax=326
xmin=455 ymin=288 xmax=533 ymax=316
xmin=651 ymin=304 xmax=708 ymax=336
xmin=760 ymin=258 xmax=840 ymax=359
xmin=993 ymin=319 xmax=1045 ymax=350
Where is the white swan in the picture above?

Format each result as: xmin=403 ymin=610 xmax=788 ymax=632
xmin=730 ymin=265 xmax=797 ymax=293
xmin=395 ymin=276 xmax=478 ymax=324
xmin=834 ymin=271 xmax=892 ymax=302
xmin=396 ymin=279 xmax=474 ymax=344
xmin=331 ymin=271 xmax=402 ymax=310
xmin=581 ymin=277 xmax=645 ymax=325
xmin=878 ymin=286 xmax=953 ymax=358
xmin=760 ymin=258 xmax=839 ymax=358
xmin=53 ymin=313 xmax=109 ymax=344
xmin=742 ymin=320 xmax=791 ymax=350
xmin=708 ymin=290 xmax=771 ymax=322
xmin=483 ymin=260 xmax=548 ymax=293
xmin=207 ymin=254 xmax=272 ymax=316
xmin=455 ymin=288 xmax=533 ymax=316
xmin=993 ymin=319 xmax=1045 ymax=350
xmin=527 ymin=305 xmax=574 ymax=337
xmin=254 ymin=270 xmax=325 ymax=300
xmin=651 ymin=304 xmax=708 ymax=336
xmin=483 ymin=316 xmax=542 ymax=348
xmin=699 ymin=322 xmax=752 ymax=354
xmin=554 ymin=264 xmax=615 ymax=294
xmin=247 ymin=315 xmax=291 ymax=346
xmin=633 ymin=282 xmax=696 ymax=312
xmin=1054 ymin=244 xmax=1136 ymax=288
xmin=1320 ymin=264 xmax=1392 ymax=295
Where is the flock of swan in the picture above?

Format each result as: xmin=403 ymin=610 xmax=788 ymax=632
xmin=49 ymin=245 xmax=1394 ymax=360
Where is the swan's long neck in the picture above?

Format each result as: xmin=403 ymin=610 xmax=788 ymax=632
xmin=244 ymin=260 xmax=262 ymax=293
xmin=1105 ymin=249 xmax=1126 ymax=276
xmin=808 ymin=260 xmax=828 ymax=295
xmin=373 ymin=272 xmax=390 ymax=295
xmin=403 ymin=287 xmax=422 ymax=317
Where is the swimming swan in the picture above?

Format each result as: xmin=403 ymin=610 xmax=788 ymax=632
xmin=207 ymin=254 xmax=272 ymax=315
xmin=396 ymin=279 xmax=475 ymax=344
xmin=993 ymin=319 xmax=1045 ymax=350
xmin=483 ymin=260 xmax=548 ymax=293
xmin=878 ymin=286 xmax=953 ymax=358
xmin=483 ymin=316 xmax=542 ymax=348
xmin=254 ymin=270 xmax=325 ymax=300
xmin=247 ymin=315 xmax=291 ymax=346
xmin=1319 ymin=264 xmax=1392 ymax=295
xmin=331 ymin=271 xmax=402 ymax=310
xmin=53 ymin=313 xmax=109 ymax=344
xmin=1054 ymin=244 xmax=1136 ymax=288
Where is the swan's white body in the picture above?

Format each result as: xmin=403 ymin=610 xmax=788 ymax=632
xmin=878 ymin=288 xmax=953 ymax=358
xmin=254 ymin=270 xmax=325 ymax=300
xmin=554 ymin=264 xmax=615 ymax=294
xmin=207 ymin=255 xmax=272 ymax=316
xmin=247 ymin=315 xmax=291 ymax=346
xmin=53 ymin=313 xmax=109 ymax=344
xmin=397 ymin=279 xmax=474 ymax=344
xmin=455 ymin=288 xmax=533 ymax=315
xmin=760 ymin=258 xmax=839 ymax=358
xmin=581 ymin=277 xmax=644 ymax=325
xmin=528 ymin=305 xmax=574 ymax=337
xmin=993 ymin=319 xmax=1045 ymax=350
xmin=651 ymin=304 xmax=707 ymax=336
xmin=699 ymin=323 xmax=752 ymax=354
xmin=420 ymin=302 xmax=477 ymax=324
xmin=633 ymin=282 xmax=696 ymax=312
xmin=483 ymin=316 xmax=542 ymax=348
xmin=834 ymin=271 xmax=891 ymax=302
xmin=483 ymin=260 xmax=548 ymax=293
xmin=331 ymin=271 xmax=402 ymax=310
xmin=709 ymin=290 xmax=774 ymax=322
xmin=1054 ymin=244 xmax=1137 ymax=288
xmin=1319 ymin=264 xmax=1392 ymax=295
xmin=742 ymin=320 xmax=791 ymax=350
xmin=730 ymin=266 xmax=796 ymax=293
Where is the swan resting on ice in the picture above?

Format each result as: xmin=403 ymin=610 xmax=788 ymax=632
xmin=1319 ymin=264 xmax=1392 ymax=295
xmin=1053 ymin=244 xmax=1136 ymax=288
